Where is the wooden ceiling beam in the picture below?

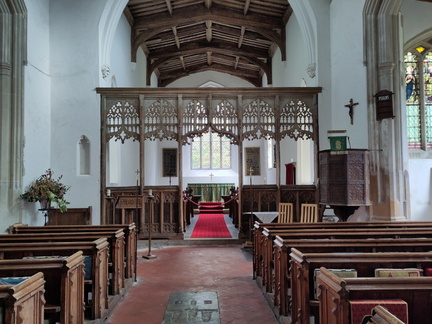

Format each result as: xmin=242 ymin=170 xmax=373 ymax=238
xmin=207 ymin=51 xmax=213 ymax=65
xmin=148 ymin=42 xmax=269 ymax=60
xmin=133 ymin=5 xmax=285 ymax=30
xmin=244 ymin=0 xmax=251 ymax=15
xmin=165 ymin=0 xmax=173 ymax=15
xmin=171 ymin=27 xmax=180 ymax=49
xmin=180 ymin=56 xmax=186 ymax=70
xmin=131 ymin=21 xmax=285 ymax=62
xmin=158 ymin=63 xmax=262 ymax=87
xmin=206 ymin=21 xmax=213 ymax=42
xmin=238 ymin=26 xmax=245 ymax=48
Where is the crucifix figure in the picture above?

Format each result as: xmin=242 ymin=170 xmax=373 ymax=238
xmin=344 ymin=98 xmax=359 ymax=125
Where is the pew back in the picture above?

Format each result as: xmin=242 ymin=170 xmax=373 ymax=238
xmin=0 ymin=252 xmax=85 ymax=324
xmin=9 ymin=223 xmax=137 ymax=279
xmin=0 ymin=272 xmax=45 ymax=324
xmin=316 ymin=267 xmax=432 ymax=324
xmin=0 ymin=239 xmax=109 ymax=320
xmin=290 ymin=248 xmax=432 ymax=324
xmin=2 ymin=230 xmax=125 ymax=296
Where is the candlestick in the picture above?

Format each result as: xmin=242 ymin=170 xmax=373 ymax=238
xmin=107 ymin=189 xmax=111 ymax=197
xmin=148 ymin=189 xmax=152 ymax=196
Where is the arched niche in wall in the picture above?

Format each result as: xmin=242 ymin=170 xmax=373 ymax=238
xmin=78 ymin=135 xmax=91 ymax=175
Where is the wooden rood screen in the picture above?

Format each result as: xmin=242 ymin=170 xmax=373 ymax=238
xmin=97 ymin=87 xmax=321 ymax=238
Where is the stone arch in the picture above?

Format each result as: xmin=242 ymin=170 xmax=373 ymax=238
xmin=98 ymin=0 xmax=129 ymax=84
xmin=287 ymin=0 xmax=317 ymax=78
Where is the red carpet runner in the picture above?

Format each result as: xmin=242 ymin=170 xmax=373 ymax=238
xmin=190 ymin=213 xmax=232 ymax=238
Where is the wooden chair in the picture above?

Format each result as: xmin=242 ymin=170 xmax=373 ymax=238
xmin=300 ymin=203 xmax=318 ymax=222
xmin=278 ymin=203 xmax=293 ymax=223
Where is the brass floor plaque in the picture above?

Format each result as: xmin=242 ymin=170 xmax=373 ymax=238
xmin=162 ymin=291 xmax=220 ymax=324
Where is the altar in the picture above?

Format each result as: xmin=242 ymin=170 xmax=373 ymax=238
xmin=187 ymin=183 xmax=234 ymax=202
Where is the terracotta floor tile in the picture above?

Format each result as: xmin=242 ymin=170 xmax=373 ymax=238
xmin=107 ymin=244 xmax=278 ymax=324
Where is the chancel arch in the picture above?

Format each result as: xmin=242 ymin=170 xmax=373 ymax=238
xmin=98 ymin=87 xmax=321 ymax=238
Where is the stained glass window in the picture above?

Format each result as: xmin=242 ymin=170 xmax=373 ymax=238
xmin=405 ymin=50 xmax=432 ymax=149
xmin=191 ymin=130 xmax=231 ymax=169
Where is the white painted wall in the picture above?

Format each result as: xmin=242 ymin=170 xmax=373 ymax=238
xmin=328 ymin=0 xmax=368 ymax=150
xmin=22 ymin=0 xmax=52 ymax=226
xmin=168 ymin=71 xmax=254 ymax=88
xmin=271 ymin=14 xmax=312 ymax=87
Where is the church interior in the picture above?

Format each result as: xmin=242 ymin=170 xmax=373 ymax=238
xmin=2 ymin=0 xmax=432 ymax=323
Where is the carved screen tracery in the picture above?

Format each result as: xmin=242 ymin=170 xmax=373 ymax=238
xmin=181 ymin=99 xmax=209 ymax=144
xmin=143 ymin=99 xmax=178 ymax=141
xmin=211 ymin=99 xmax=239 ymax=144
xmin=279 ymin=98 xmax=315 ymax=141
xmin=105 ymin=98 xmax=140 ymax=143
xmin=99 ymin=88 xmax=321 ymax=145
xmin=241 ymin=99 xmax=276 ymax=141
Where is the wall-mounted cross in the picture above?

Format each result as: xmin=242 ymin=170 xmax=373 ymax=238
xmin=344 ymin=98 xmax=359 ymax=125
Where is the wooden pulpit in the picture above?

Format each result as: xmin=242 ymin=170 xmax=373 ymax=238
xmin=319 ymin=149 xmax=370 ymax=221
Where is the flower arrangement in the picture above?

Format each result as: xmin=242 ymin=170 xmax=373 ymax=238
xmin=21 ymin=169 xmax=70 ymax=212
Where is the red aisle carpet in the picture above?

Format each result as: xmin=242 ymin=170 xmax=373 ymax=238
xmin=190 ymin=213 xmax=232 ymax=238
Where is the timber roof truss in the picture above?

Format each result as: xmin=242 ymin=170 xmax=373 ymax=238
xmin=125 ymin=0 xmax=292 ymax=87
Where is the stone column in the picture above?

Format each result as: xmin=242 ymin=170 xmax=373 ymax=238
xmin=364 ymin=0 xmax=406 ymax=221
xmin=0 ymin=0 xmax=27 ymax=229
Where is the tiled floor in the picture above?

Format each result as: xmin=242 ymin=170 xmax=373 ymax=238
xmin=107 ymin=243 xmax=278 ymax=324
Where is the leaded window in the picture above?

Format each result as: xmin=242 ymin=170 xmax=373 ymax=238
xmin=191 ymin=130 xmax=231 ymax=169
xmin=405 ymin=49 xmax=432 ymax=149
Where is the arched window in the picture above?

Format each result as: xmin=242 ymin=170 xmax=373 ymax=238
xmin=191 ymin=130 xmax=231 ymax=169
xmin=405 ymin=48 xmax=432 ymax=150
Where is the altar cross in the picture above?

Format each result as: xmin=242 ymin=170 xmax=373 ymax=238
xmin=344 ymin=98 xmax=359 ymax=125
xmin=209 ymin=173 xmax=214 ymax=184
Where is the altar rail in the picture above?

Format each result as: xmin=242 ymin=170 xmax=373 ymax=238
xmin=104 ymin=186 xmax=182 ymax=239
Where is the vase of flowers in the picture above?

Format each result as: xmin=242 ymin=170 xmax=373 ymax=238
xmin=21 ymin=169 xmax=70 ymax=212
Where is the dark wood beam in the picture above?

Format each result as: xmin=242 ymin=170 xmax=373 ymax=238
xmin=133 ymin=5 xmax=285 ymax=31
xmin=147 ymin=41 xmax=269 ymax=60
xmin=158 ymin=63 xmax=262 ymax=87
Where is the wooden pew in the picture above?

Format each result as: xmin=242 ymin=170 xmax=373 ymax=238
xmin=289 ymin=249 xmax=432 ymax=324
xmin=0 ymin=252 xmax=85 ymax=324
xmin=252 ymin=221 xmax=432 ymax=280
xmin=0 ymin=272 xmax=45 ymax=324
xmin=0 ymin=239 xmax=109 ymax=320
xmin=9 ymin=223 xmax=137 ymax=280
xmin=272 ymin=237 xmax=432 ymax=317
xmin=316 ymin=266 xmax=432 ymax=324
xmin=3 ymin=230 xmax=125 ymax=296
xmin=46 ymin=206 xmax=92 ymax=225
xmin=259 ymin=226 xmax=432 ymax=296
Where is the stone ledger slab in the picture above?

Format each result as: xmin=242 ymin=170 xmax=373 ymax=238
xmin=162 ymin=291 xmax=220 ymax=324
